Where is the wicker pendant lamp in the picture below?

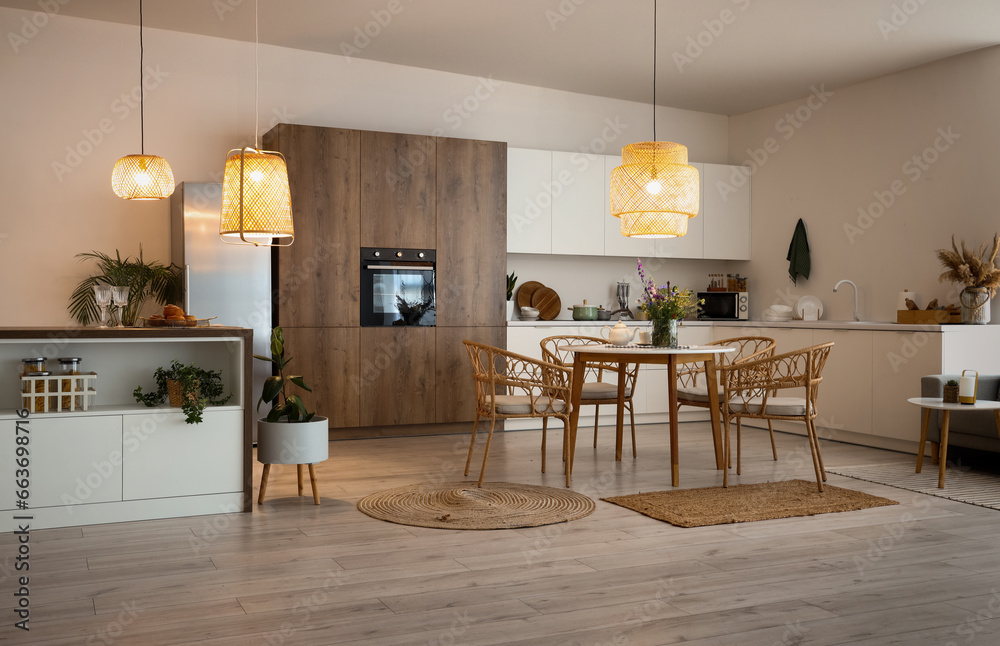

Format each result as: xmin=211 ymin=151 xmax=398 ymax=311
xmin=220 ymin=0 xmax=293 ymax=247
xmin=111 ymin=0 xmax=174 ymax=200
xmin=610 ymin=0 xmax=699 ymax=238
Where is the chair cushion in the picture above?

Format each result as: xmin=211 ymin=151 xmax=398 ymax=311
xmin=677 ymin=383 xmax=723 ymax=403
xmin=485 ymin=395 xmax=566 ymax=415
xmin=581 ymin=381 xmax=632 ymax=400
xmin=729 ymin=396 xmax=810 ymax=416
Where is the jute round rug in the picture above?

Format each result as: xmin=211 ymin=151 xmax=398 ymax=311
xmin=357 ymin=481 xmax=596 ymax=530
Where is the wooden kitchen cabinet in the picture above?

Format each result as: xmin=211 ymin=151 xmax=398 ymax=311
xmin=872 ymin=330 xmax=943 ymax=442
xmin=435 ymin=326 xmax=506 ymax=423
xmin=281 ymin=326 xmax=360 ymax=429
xmin=551 ymin=152 xmax=605 ymax=256
xmin=265 ymin=124 xmax=361 ymax=328
xmin=436 ymin=137 xmax=506 ymax=328
xmin=361 ymin=131 xmax=436 ymax=248
xmin=507 ymin=147 xmax=552 ymax=254
xmin=702 ymin=163 xmax=751 ymax=260
xmin=360 ymin=327 xmax=436 ymax=426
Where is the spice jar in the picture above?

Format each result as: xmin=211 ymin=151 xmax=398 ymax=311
xmin=20 ymin=358 xmax=49 ymax=413
xmin=58 ymin=357 xmax=82 ymax=410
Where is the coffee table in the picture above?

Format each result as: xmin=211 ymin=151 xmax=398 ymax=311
xmin=908 ymin=397 xmax=1000 ymax=488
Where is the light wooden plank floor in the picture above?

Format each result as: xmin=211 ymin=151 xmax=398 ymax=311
xmin=3 ymin=421 xmax=1000 ymax=645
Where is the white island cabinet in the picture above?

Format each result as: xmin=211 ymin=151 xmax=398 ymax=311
xmin=0 ymin=327 xmax=252 ymax=532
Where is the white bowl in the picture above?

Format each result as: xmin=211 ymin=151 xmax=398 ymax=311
xmin=771 ymin=304 xmax=793 ymax=314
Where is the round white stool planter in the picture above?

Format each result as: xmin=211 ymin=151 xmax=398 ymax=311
xmin=257 ymin=416 xmax=329 ymax=505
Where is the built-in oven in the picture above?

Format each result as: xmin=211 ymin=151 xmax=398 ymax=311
xmin=360 ymin=247 xmax=436 ymax=326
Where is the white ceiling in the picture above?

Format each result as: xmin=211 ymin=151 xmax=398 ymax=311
xmin=5 ymin=0 xmax=1000 ymax=115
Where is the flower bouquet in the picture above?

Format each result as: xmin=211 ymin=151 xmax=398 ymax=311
xmin=636 ymin=259 xmax=702 ymax=347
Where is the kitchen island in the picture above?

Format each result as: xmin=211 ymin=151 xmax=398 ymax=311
xmin=0 ymin=327 xmax=252 ymax=531
xmin=508 ymin=319 xmax=1000 ymax=454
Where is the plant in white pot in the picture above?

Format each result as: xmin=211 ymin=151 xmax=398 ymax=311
xmin=254 ymin=326 xmax=328 ymax=504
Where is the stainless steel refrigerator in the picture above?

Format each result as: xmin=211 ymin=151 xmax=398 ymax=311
xmin=170 ymin=182 xmax=272 ymax=440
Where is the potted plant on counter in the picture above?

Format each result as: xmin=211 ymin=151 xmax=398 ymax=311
xmin=254 ymin=326 xmax=328 ymax=504
xmin=69 ymin=247 xmax=184 ymax=326
xmin=133 ymin=360 xmax=231 ymax=424
xmin=936 ymin=234 xmax=1000 ymax=324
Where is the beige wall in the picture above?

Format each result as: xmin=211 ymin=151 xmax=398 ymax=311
xmin=0 ymin=8 xmax=728 ymax=327
xmin=729 ymin=45 xmax=1000 ymax=323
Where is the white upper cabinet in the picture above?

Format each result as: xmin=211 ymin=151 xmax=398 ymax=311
xmin=603 ymin=154 xmax=654 ymax=258
xmin=702 ymin=163 xmax=751 ymax=260
xmin=509 ymin=149 xmax=750 ymax=261
xmin=653 ymin=162 xmax=704 ymax=259
xmin=507 ymin=148 xmax=553 ymax=254
xmin=551 ymin=152 xmax=605 ymax=255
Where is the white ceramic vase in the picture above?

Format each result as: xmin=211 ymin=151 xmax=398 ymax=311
xmin=507 ymin=300 xmax=515 ymax=321
xmin=257 ymin=416 xmax=329 ymax=464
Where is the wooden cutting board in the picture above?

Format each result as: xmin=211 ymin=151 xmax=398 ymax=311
xmin=531 ymin=287 xmax=561 ymax=320
xmin=516 ymin=281 xmax=544 ymax=309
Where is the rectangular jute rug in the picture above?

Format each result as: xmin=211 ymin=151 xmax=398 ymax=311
xmin=602 ymin=479 xmax=898 ymax=528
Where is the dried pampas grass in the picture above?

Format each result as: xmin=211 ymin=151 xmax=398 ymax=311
xmin=937 ymin=234 xmax=1000 ymax=296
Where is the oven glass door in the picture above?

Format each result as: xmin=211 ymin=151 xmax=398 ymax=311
xmin=362 ymin=265 xmax=436 ymax=326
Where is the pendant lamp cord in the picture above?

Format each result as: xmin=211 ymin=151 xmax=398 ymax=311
xmin=139 ymin=0 xmax=144 ymax=155
xmin=254 ymin=0 xmax=259 ymax=149
xmin=652 ymin=0 xmax=656 ymax=142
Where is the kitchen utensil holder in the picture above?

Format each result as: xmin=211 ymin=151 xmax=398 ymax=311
xmin=20 ymin=373 xmax=98 ymax=412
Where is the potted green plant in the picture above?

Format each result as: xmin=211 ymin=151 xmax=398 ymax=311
xmin=69 ymin=247 xmax=184 ymax=326
xmin=506 ymin=270 xmax=517 ymax=321
xmin=254 ymin=326 xmax=329 ymax=466
xmin=943 ymin=379 xmax=960 ymax=404
xmin=133 ymin=360 xmax=231 ymax=424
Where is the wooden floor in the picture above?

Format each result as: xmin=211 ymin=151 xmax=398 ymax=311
xmin=4 ymin=422 xmax=1000 ymax=645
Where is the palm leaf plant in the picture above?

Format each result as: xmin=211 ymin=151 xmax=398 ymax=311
xmin=69 ymin=248 xmax=184 ymax=326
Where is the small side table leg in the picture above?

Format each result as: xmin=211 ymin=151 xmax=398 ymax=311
xmin=931 ymin=442 xmax=940 ymax=465
xmin=938 ymin=410 xmax=951 ymax=489
xmin=258 ymin=464 xmax=271 ymax=505
xmin=297 ymin=464 xmax=304 ymax=496
xmin=308 ymin=464 xmax=320 ymax=505
xmin=916 ymin=407 xmax=931 ymax=473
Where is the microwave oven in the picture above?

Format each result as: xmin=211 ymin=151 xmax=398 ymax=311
xmin=697 ymin=291 xmax=749 ymax=320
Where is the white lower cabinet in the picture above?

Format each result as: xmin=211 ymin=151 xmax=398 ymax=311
xmin=872 ymin=331 xmax=943 ymax=442
xmin=1 ymin=416 xmax=124 ymax=511
xmin=812 ymin=330 xmax=873 ymax=436
xmin=123 ymin=410 xmax=244 ymax=500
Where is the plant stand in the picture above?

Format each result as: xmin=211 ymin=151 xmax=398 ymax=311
xmin=256 ymin=416 xmax=329 ymax=506
xmin=258 ymin=463 xmax=320 ymax=505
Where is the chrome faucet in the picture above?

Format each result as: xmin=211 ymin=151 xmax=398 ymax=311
xmin=833 ymin=279 xmax=860 ymax=321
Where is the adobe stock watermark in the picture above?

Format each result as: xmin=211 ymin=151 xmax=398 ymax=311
xmin=7 ymin=0 xmax=69 ymax=54
xmin=843 ymin=126 xmax=960 ymax=243
xmin=714 ymin=84 xmax=834 ymax=201
xmin=673 ymin=0 xmax=751 ymax=73
xmin=507 ymin=116 xmax=629 ymax=236
xmin=877 ymin=0 xmax=931 ymax=41
xmin=545 ymin=0 xmax=588 ymax=32
xmin=51 ymin=65 xmax=171 ymax=182
xmin=339 ymin=0 xmax=410 ymax=61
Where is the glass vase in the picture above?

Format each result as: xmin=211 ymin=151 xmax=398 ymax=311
xmin=651 ymin=318 xmax=679 ymax=348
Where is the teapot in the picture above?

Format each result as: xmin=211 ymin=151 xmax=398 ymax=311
xmin=601 ymin=321 xmax=635 ymax=346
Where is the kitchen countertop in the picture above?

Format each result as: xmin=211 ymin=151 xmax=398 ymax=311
xmin=508 ymin=319 xmax=972 ymax=331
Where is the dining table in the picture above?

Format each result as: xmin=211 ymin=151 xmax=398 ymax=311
xmin=560 ymin=343 xmax=735 ymax=487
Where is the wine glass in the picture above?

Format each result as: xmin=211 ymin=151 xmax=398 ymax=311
xmin=93 ymin=285 xmax=112 ymax=328
xmin=111 ymin=286 xmax=130 ymax=327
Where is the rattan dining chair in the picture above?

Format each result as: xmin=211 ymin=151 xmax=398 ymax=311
xmin=676 ymin=336 xmax=777 ymax=461
xmin=463 ymin=340 xmax=573 ymax=487
xmin=720 ymin=342 xmax=834 ymax=492
xmin=540 ymin=335 xmax=641 ymax=459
